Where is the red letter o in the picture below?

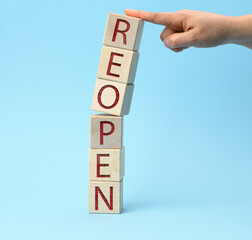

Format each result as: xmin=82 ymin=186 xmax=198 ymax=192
xmin=97 ymin=85 xmax=120 ymax=109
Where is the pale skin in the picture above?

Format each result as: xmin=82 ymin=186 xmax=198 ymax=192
xmin=124 ymin=9 xmax=252 ymax=52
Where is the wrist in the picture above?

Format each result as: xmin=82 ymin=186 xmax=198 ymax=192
xmin=225 ymin=15 xmax=252 ymax=47
xmin=222 ymin=16 xmax=239 ymax=44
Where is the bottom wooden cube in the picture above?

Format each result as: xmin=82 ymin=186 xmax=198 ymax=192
xmin=89 ymin=180 xmax=123 ymax=214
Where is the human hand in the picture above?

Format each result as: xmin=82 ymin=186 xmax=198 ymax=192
xmin=125 ymin=9 xmax=252 ymax=52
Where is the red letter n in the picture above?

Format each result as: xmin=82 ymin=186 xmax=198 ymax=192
xmin=112 ymin=19 xmax=130 ymax=45
xmin=95 ymin=186 xmax=113 ymax=210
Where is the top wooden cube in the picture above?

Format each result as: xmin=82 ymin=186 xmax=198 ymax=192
xmin=103 ymin=13 xmax=144 ymax=51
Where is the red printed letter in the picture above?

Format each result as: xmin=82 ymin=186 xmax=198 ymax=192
xmin=95 ymin=186 xmax=113 ymax=210
xmin=97 ymin=154 xmax=110 ymax=178
xmin=107 ymin=52 xmax=124 ymax=78
xmin=100 ymin=121 xmax=115 ymax=145
xmin=112 ymin=19 xmax=130 ymax=45
xmin=97 ymin=85 xmax=119 ymax=109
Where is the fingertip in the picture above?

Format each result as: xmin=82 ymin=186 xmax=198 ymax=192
xmin=163 ymin=36 xmax=171 ymax=48
xmin=163 ymin=37 xmax=188 ymax=52
xmin=169 ymin=47 xmax=189 ymax=53
xmin=172 ymin=48 xmax=184 ymax=53
xmin=124 ymin=9 xmax=137 ymax=17
xmin=124 ymin=9 xmax=129 ymax=15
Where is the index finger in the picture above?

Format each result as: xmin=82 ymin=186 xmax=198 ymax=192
xmin=124 ymin=9 xmax=173 ymax=25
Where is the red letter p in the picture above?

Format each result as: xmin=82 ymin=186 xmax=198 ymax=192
xmin=100 ymin=121 xmax=115 ymax=145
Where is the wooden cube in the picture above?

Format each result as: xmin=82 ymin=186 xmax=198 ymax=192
xmin=89 ymin=180 xmax=123 ymax=214
xmin=90 ymin=114 xmax=122 ymax=149
xmin=97 ymin=46 xmax=139 ymax=84
xmin=89 ymin=147 xmax=125 ymax=182
xmin=91 ymin=78 xmax=134 ymax=116
xmin=103 ymin=13 xmax=144 ymax=51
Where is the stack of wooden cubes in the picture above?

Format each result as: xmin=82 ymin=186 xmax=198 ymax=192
xmin=89 ymin=13 xmax=144 ymax=214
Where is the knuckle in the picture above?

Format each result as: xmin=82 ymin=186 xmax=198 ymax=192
xmin=178 ymin=9 xmax=187 ymax=14
xmin=180 ymin=9 xmax=190 ymax=13
xmin=152 ymin=12 xmax=160 ymax=22
xmin=160 ymin=32 xmax=164 ymax=41
xmin=178 ymin=9 xmax=192 ymax=18
xmin=160 ymin=28 xmax=167 ymax=41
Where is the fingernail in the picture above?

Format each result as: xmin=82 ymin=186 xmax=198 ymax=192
xmin=164 ymin=38 xmax=171 ymax=48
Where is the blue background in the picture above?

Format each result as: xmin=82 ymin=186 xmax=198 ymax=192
xmin=0 ymin=0 xmax=252 ymax=239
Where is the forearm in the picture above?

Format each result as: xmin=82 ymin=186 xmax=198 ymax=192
xmin=228 ymin=14 xmax=252 ymax=49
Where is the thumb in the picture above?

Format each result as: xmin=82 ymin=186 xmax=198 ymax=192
xmin=164 ymin=30 xmax=197 ymax=49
